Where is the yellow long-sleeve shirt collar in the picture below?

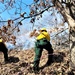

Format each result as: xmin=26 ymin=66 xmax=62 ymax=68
xmin=36 ymin=31 xmax=50 ymax=41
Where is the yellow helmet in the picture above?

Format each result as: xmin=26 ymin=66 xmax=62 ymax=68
xmin=40 ymin=28 xmax=47 ymax=32
xmin=0 ymin=36 xmax=3 ymax=42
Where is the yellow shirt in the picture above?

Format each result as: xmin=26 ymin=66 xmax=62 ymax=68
xmin=36 ymin=31 xmax=50 ymax=41
xmin=0 ymin=38 xmax=3 ymax=42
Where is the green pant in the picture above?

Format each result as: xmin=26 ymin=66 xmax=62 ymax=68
xmin=33 ymin=38 xmax=53 ymax=71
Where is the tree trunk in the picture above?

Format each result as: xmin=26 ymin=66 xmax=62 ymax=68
xmin=65 ymin=13 xmax=75 ymax=68
xmin=53 ymin=0 xmax=75 ymax=68
xmin=61 ymin=12 xmax=75 ymax=69
xmin=70 ymin=27 xmax=75 ymax=68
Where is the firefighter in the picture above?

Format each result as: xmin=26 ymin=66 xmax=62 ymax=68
xmin=0 ymin=36 xmax=9 ymax=63
xmin=33 ymin=28 xmax=53 ymax=72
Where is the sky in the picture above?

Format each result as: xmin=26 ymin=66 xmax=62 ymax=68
xmin=0 ymin=0 xmax=69 ymax=50
xmin=0 ymin=0 xmax=33 ymax=20
xmin=0 ymin=0 xmax=35 ymax=50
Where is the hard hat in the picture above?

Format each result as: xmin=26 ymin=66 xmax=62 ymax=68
xmin=40 ymin=28 xmax=47 ymax=31
xmin=0 ymin=39 xmax=2 ymax=42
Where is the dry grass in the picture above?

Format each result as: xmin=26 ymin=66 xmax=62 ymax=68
xmin=0 ymin=48 xmax=74 ymax=75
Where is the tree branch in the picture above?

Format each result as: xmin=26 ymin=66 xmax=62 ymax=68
xmin=51 ymin=28 xmax=68 ymax=37
xmin=0 ymin=5 xmax=53 ymax=23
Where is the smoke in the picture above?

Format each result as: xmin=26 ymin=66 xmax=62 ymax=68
xmin=5 ymin=31 xmax=36 ymax=50
xmin=5 ymin=42 xmax=15 ymax=50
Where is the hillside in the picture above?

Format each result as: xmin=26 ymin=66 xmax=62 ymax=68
xmin=0 ymin=48 xmax=74 ymax=75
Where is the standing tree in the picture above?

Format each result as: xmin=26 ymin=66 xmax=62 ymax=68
xmin=52 ymin=0 xmax=75 ymax=68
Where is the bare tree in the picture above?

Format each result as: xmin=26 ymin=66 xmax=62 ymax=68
xmin=52 ymin=0 xmax=75 ymax=68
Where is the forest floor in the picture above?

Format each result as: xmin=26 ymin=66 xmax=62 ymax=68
xmin=0 ymin=47 xmax=75 ymax=75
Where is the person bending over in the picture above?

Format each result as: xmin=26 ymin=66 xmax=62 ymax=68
xmin=33 ymin=28 xmax=53 ymax=72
